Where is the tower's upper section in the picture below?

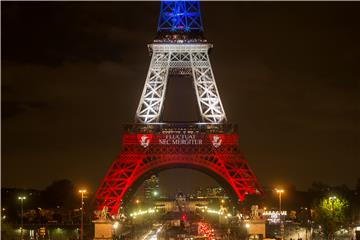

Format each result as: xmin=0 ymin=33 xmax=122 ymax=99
xmin=135 ymin=0 xmax=226 ymax=124
xmin=156 ymin=1 xmax=205 ymax=42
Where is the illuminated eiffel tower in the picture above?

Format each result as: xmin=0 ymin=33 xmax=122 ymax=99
xmin=95 ymin=1 xmax=261 ymax=216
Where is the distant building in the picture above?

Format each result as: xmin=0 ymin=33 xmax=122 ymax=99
xmin=195 ymin=186 xmax=226 ymax=199
xmin=175 ymin=192 xmax=186 ymax=212
xmin=144 ymin=175 xmax=160 ymax=200
xmin=155 ymin=192 xmax=208 ymax=213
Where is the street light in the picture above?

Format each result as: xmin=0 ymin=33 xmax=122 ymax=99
xmin=113 ymin=221 xmax=119 ymax=229
xmin=329 ymin=195 xmax=337 ymax=213
xmin=79 ymin=189 xmax=87 ymax=240
xmin=329 ymin=195 xmax=337 ymax=201
xmin=276 ymin=189 xmax=285 ymax=240
xmin=18 ymin=196 xmax=26 ymax=240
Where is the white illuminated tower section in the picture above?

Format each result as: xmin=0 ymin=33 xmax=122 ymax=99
xmin=136 ymin=1 xmax=227 ymax=123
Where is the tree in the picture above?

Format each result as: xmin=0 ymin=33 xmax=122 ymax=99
xmin=313 ymin=195 xmax=349 ymax=240
xmin=309 ymin=182 xmax=330 ymax=194
xmin=41 ymin=179 xmax=78 ymax=209
xmin=356 ymin=178 xmax=360 ymax=193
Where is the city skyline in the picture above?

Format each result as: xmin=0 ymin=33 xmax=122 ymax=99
xmin=2 ymin=2 xmax=359 ymax=193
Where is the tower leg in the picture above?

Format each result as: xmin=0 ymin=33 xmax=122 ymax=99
xmin=136 ymin=51 xmax=170 ymax=123
xmin=191 ymin=51 xmax=226 ymax=123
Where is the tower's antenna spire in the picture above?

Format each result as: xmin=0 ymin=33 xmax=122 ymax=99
xmin=157 ymin=1 xmax=204 ymax=40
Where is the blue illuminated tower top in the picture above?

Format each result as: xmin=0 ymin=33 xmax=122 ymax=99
xmin=157 ymin=0 xmax=204 ymax=40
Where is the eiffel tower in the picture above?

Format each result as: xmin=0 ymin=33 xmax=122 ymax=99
xmin=95 ymin=0 xmax=261 ymax=216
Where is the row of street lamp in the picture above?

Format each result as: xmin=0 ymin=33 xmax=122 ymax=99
xmin=16 ymin=188 xmax=339 ymax=240
xmin=16 ymin=189 xmax=87 ymax=240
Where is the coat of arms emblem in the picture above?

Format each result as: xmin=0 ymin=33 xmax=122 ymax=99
xmin=211 ymin=135 xmax=222 ymax=148
xmin=140 ymin=135 xmax=150 ymax=148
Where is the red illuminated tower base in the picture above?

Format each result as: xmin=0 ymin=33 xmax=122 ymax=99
xmin=95 ymin=123 xmax=261 ymax=216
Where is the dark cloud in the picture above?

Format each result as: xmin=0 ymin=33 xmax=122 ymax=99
xmin=1 ymin=2 xmax=359 ymax=194
xmin=2 ymin=100 xmax=50 ymax=120
xmin=2 ymin=2 xmax=158 ymax=65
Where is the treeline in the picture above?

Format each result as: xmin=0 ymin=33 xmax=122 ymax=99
xmin=1 ymin=179 xmax=92 ymax=223
xmin=241 ymin=179 xmax=360 ymax=210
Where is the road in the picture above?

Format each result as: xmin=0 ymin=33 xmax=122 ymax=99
xmin=141 ymin=224 xmax=163 ymax=240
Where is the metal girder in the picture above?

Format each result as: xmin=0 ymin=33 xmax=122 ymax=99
xmin=94 ymin=127 xmax=261 ymax=216
xmin=135 ymin=43 xmax=227 ymax=123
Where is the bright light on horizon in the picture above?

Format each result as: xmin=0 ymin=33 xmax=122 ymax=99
xmin=276 ymin=188 xmax=284 ymax=194
xmin=329 ymin=195 xmax=337 ymax=200
xmin=113 ymin=221 xmax=119 ymax=229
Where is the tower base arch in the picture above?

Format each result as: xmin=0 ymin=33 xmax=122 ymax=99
xmin=94 ymin=123 xmax=262 ymax=216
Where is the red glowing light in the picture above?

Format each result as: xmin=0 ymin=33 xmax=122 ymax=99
xmin=94 ymin=129 xmax=261 ymax=216
xmin=198 ymin=222 xmax=215 ymax=239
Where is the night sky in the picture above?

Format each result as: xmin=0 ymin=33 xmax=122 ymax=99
xmin=2 ymin=2 xmax=359 ymax=196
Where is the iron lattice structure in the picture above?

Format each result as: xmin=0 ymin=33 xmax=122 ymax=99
xmin=157 ymin=1 xmax=203 ymax=33
xmin=95 ymin=124 xmax=261 ymax=216
xmin=136 ymin=44 xmax=227 ymax=123
xmin=94 ymin=0 xmax=262 ymax=216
